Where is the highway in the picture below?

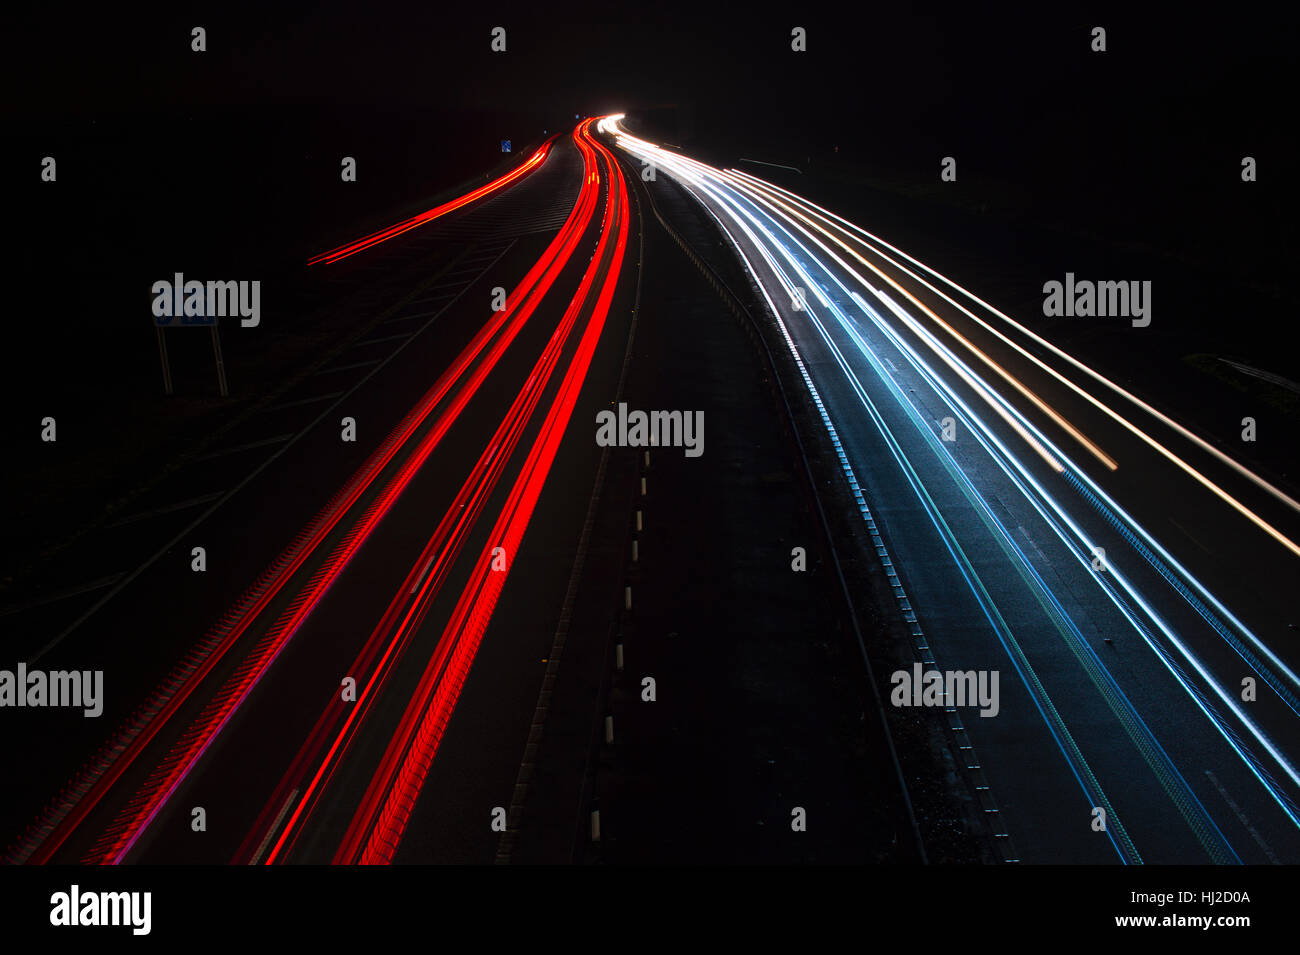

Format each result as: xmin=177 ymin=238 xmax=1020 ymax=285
xmin=4 ymin=119 xmax=637 ymax=865
xmin=606 ymin=117 xmax=1300 ymax=864
xmin=6 ymin=110 xmax=1296 ymax=868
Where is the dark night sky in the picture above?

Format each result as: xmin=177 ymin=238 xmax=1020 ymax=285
xmin=4 ymin=2 xmax=1297 ymax=396
xmin=10 ymin=5 xmax=1295 ymax=129
xmin=8 ymin=4 xmax=1295 ymax=239
xmin=7 ymin=3 xmax=1295 ymax=219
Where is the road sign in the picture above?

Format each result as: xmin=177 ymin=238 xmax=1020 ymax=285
xmin=153 ymin=315 xmax=228 ymax=396
xmin=501 ymin=139 xmax=511 ymax=153
xmin=154 ymin=312 xmax=216 ymax=327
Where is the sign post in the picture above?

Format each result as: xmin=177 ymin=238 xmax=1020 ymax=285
xmin=154 ymin=310 xmax=227 ymax=396
xmin=210 ymin=323 xmax=229 ymax=397
xmin=155 ymin=325 xmax=174 ymax=395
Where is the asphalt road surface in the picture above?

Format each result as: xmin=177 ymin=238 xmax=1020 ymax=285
xmin=609 ymin=119 xmax=1300 ymax=864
